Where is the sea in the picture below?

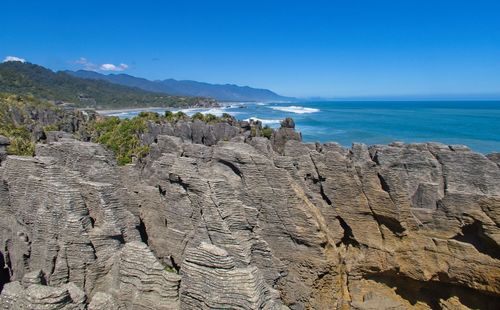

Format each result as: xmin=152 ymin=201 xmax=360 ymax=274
xmin=99 ymin=101 xmax=500 ymax=154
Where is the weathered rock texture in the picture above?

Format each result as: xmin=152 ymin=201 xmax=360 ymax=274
xmin=1 ymin=120 xmax=499 ymax=309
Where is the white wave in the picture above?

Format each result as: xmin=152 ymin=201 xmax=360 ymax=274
xmin=270 ymin=106 xmax=320 ymax=114
xmin=177 ymin=107 xmax=239 ymax=117
xmin=244 ymin=117 xmax=281 ymax=125
xmin=106 ymin=111 xmax=135 ymax=117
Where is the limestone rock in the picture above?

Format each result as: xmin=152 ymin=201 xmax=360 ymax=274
xmin=116 ymin=241 xmax=181 ymax=309
xmin=89 ymin=292 xmax=121 ymax=310
xmin=1 ymin=115 xmax=499 ymax=310
xmin=179 ymin=242 xmax=286 ymax=309
xmin=0 ymin=281 xmax=86 ymax=310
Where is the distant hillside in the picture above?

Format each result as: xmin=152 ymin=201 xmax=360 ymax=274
xmin=0 ymin=62 xmax=216 ymax=109
xmin=66 ymin=70 xmax=293 ymax=102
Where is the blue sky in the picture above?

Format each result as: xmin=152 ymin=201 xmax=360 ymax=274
xmin=1 ymin=0 xmax=499 ymax=98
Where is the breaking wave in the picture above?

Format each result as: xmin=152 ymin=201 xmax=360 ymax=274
xmin=245 ymin=117 xmax=281 ymax=125
xmin=270 ymin=106 xmax=320 ymax=114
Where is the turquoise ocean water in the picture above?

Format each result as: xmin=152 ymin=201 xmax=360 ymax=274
xmin=100 ymin=101 xmax=500 ymax=154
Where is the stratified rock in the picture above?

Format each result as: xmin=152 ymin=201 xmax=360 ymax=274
xmin=179 ymin=243 xmax=285 ymax=309
xmin=271 ymin=124 xmax=301 ymax=154
xmin=116 ymin=241 xmax=181 ymax=309
xmin=487 ymin=152 xmax=500 ymax=166
xmin=0 ymin=139 xmax=140 ymax=298
xmin=88 ymin=292 xmax=121 ymax=310
xmin=0 ymin=281 xmax=86 ymax=310
xmin=1 ymin=113 xmax=499 ymax=310
xmin=21 ymin=270 xmax=45 ymax=288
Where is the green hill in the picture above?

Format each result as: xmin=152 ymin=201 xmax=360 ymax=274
xmin=0 ymin=62 xmax=217 ymax=109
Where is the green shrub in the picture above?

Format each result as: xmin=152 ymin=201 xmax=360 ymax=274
xmin=43 ymin=124 xmax=59 ymax=132
xmin=90 ymin=116 xmax=150 ymax=165
xmin=204 ymin=113 xmax=218 ymax=123
xmin=138 ymin=111 xmax=160 ymax=119
xmin=261 ymin=125 xmax=273 ymax=139
xmin=175 ymin=111 xmax=187 ymax=119
xmin=0 ymin=125 xmax=35 ymax=156
xmin=165 ymin=111 xmax=188 ymax=122
xmin=164 ymin=265 xmax=176 ymax=273
xmin=192 ymin=112 xmax=205 ymax=121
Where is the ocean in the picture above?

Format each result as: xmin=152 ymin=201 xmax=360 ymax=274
xmin=100 ymin=101 xmax=500 ymax=154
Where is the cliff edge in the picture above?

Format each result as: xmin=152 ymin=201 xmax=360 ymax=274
xmin=0 ymin=114 xmax=499 ymax=309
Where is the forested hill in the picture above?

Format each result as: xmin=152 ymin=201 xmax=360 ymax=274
xmin=67 ymin=70 xmax=294 ymax=102
xmin=0 ymin=62 xmax=217 ymax=109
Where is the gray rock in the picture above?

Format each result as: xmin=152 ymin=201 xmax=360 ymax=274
xmin=0 ymin=281 xmax=86 ymax=310
xmin=180 ymin=243 xmax=286 ymax=309
xmin=280 ymin=117 xmax=295 ymax=129
xmin=89 ymin=292 xmax=121 ymax=310
xmin=0 ymin=136 xmax=10 ymax=146
xmin=1 ymin=116 xmax=499 ymax=310
xmin=115 ymin=241 xmax=181 ymax=309
xmin=22 ymin=270 xmax=45 ymax=288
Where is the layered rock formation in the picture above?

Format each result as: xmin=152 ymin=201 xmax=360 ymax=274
xmin=0 ymin=117 xmax=499 ymax=309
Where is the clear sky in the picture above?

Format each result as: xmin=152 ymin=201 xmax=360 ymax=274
xmin=1 ymin=0 xmax=500 ymax=98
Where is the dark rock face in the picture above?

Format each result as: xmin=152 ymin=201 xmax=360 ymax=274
xmin=0 ymin=136 xmax=9 ymax=163
xmin=487 ymin=152 xmax=500 ymax=166
xmin=0 ymin=125 xmax=499 ymax=309
xmin=281 ymin=117 xmax=295 ymax=128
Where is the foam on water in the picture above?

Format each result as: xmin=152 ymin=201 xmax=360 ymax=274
xmin=245 ymin=117 xmax=281 ymax=126
xmin=177 ymin=106 xmax=239 ymax=117
xmin=96 ymin=100 xmax=500 ymax=153
xmin=270 ymin=106 xmax=320 ymax=114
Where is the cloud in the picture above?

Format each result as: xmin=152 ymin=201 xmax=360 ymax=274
xmin=99 ymin=63 xmax=128 ymax=71
xmin=74 ymin=57 xmax=129 ymax=72
xmin=3 ymin=56 xmax=26 ymax=63
xmin=75 ymin=57 xmax=89 ymax=64
xmin=74 ymin=57 xmax=97 ymax=70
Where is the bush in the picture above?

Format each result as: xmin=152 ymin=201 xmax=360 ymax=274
xmin=43 ymin=124 xmax=59 ymax=132
xmin=204 ymin=113 xmax=218 ymax=123
xmin=165 ymin=111 xmax=188 ymax=122
xmin=0 ymin=125 xmax=35 ymax=156
xmin=7 ymin=136 xmax=35 ymax=156
xmin=175 ymin=111 xmax=187 ymax=119
xmin=90 ymin=116 xmax=150 ymax=165
xmin=192 ymin=112 xmax=205 ymax=121
xmin=262 ymin=125 xmax=273 ymax=139
xmin=138 ymin=111 xmax=160 ymax=119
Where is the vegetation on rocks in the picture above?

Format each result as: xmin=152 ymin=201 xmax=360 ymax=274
xmin=88 ymin=111 xmax=238 ymax=165
xmin=261 ymin=125 xmax=273 ymax=139
xmin=89 ymin=116 xmax=150 ymax=165
xmin=0 ymin=93 xmax=50 ymax=156
xmin=191 ymin=112 xmax=234 ymax=124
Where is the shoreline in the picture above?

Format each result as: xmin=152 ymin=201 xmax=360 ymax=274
xmin=94 ymin=106 xmax=170 ymax=114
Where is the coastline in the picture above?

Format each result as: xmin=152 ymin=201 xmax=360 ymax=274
xmin=94 ymin=106 xmax=170 ymax=114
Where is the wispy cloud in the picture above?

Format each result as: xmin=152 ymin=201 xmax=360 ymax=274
xmin=74 ymin=57 xmax=129 ymax=72
xmin=100 ymin=63 xmax=128 ymax=71
xmin=3 ymin=56 xmax=26 ymax=63
xmin=74 ymin=57 xmax=97 ymax=70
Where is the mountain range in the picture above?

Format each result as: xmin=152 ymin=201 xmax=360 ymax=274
xmin=0 ymin=62 xmax=216 ymax=109
xmin=66 ymin=70 xmax=293 ymax=102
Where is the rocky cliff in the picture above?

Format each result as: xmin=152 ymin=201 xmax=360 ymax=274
xmin=0 ymin=115 xmax=499 ymax=309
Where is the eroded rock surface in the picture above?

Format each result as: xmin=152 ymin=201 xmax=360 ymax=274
xmin=1 ymin=123 xmax=499 ymax=309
